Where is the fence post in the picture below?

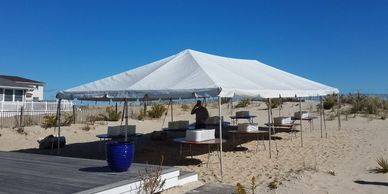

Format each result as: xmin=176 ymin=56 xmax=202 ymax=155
xmin=20 ymin=106 xmax=24 ymax=128
xmin=31 ymin=101 xmax=34 ymax=112
xmin=45 ymin=101 xmax=48 ymax=113
xmin=72 ymin=105 xmax=76 ymax=124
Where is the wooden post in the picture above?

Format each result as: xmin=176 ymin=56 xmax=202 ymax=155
xmin=170 ymin=98 xmax=173 ymax=122
xmin=57 ymin=99 xmax=62 ymax=154
xmin=267 ymin=98 xmax=272 ymax=159
xmin=218 ymin=97 xmax=223 ymax=179
xmin=143 ymin=100 xmax=147 ymax=121
xmin=115 ymin=102 xmax=118 ymax=115
xmin=20 ymin=106 xmax=24 ymax=127
xmin=320 ymin=96 xmax=323 ymax=138
xmin=124 ymin=99 xmax=128 ymax=142
xmin=299 ymin=97 xmax=303 ymax=147
xmin=337 ymin=94 xmax=341 ymax=130
xmin=72 ymin=105 xmax=76 ymax=124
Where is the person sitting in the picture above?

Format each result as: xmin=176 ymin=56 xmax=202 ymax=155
xmin=191 ymin=100 xmax=209 ymax=129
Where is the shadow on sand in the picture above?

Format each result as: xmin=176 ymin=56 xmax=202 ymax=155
xmin=354 ymin=180 xmax=388 ymax=187
xmin=14 ymin=130 xmax=288 ymax=166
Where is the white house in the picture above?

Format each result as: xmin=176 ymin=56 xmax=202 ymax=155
xmin=0 ymin=75 xmax=45 ymax=102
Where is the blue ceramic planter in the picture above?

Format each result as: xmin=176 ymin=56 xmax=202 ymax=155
xmin=106 ymin=141 xmax=134 ymax=172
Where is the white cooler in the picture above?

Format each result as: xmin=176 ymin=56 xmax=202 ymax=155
xmin=273 ymin=117 xmax=292 ymax=125
xmin=294 ymin=111 xmax=309 ymax=119
xmin=185 ymin=129 xmax=215 ymax=142
xmin=237 ymin=123 xmax=259 ymax=132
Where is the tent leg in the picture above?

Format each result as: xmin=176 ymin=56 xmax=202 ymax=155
xmin=267 ymin=98 xmax=272 ymax=159
xmin=124 ymin=99 xmax=128 ymax=142
xmin=218 ymin=97 xmax=224 ymax=180
xmin=299 ymin=97 xmax=303 ymax=147
xmin=57 ymin=99 xmax=62 ymax=155
xmin=320 ymin=96 xmax=323 ymax=138
xmin=337 ymin=94 xmax=341 ymax=130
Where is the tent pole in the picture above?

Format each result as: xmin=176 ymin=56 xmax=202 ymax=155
xmin=299 ymin=97 xmax=303 ymax=147
xmin=57 ymin=99 xmax=62 ymax=154
xmin=320 ymin=96 xmax=323 ymax=138
xmin=218 ymin=96 xmax=224 ymax=180
xmin=170 ymin=98 xmax=173 ymax=122
xmin=337 ymin=94 xmax=341 ymax=130
xmin=124 ymin=99 xmax=128 ymax=142
xmin=267 ymin=98 xmax=272 ymax=159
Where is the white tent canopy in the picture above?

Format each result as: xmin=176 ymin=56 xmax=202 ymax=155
xmin=56 ymin=49 xmax=339 ymax=100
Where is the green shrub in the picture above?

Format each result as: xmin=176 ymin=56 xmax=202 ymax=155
xmin=235 ymin=176 xmax=258 ymax=194
xmin=138 ymin=108 xmax=145 ymax=120
xmin=41 ymin=113 xmax=73 ymax=129
xmin=323 ymin=95 xmax=337 ymax=110
xmin=81 ymin=125 xmax=91 ymax=131
xmin=105 ymin=106 xmax=122 ymax=121
xmin=264 ymin=98 xmax=283 ymax=109
xmin=235 ymin=98 xmax=251 ymax=108
xmin=42 ymin=115 xmax=57 ymax=129
xmin=61 ymin=113 xmax=74 ymax=126
xmin=147 ymin=104 xmax=167 ymax=118
xmin=181 ymin=104 xmax=190 ymax=111
xmin=376 ymin=157 xmax=388 ymax=173
xmin=86 ymin=114 xmax=105 ymax=125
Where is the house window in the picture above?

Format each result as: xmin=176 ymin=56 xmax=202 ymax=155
xmin=14 ymin=90 xmax=23 ymax=101
xmin=0 ymin=89 xmax=3 ymax=101
xmin=4 ymin=89 xmax=13 ymax=101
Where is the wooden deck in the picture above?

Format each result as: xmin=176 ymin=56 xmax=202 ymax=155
xmin=0 ymin=151 xmax=194 ymax=194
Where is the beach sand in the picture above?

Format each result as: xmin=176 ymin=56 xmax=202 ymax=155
xmin=1 ymin=101 xmax=387 ymax=193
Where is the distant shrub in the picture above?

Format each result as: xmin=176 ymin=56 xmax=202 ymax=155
xmin=42 ymin=115 xmax=57 ymax=129
xmin=147 ymin=104 xmax=167 ymax=119
xmin=264 ymin=98 xmax=283 ymax=109
xmin=268 ymin=178 xmax=279 ymax=190
xmin=323 ymin=95 xmax=337 ymax=110
xmin=61 ymin=113 xmax=74 ymax=126
xmin=221 ymin=97 xmax=232 ymax=104
xmin=235 ymin=98 xmax=251 ymax=108
xmin=41 ymin=113 xmax=73 ymax=129
xmin=235 ymin=176 xmax=258 ymax=194
xmin=105 ymin=106 xmax=122 ymax=121
xmin=181 ymin=104 xmax=190 ymax=111
xmin=138 ymin=108 xmax=145 ymax=120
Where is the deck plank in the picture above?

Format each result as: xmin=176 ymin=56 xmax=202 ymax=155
xmin=0 ymin=151 xmax=179 ymax=194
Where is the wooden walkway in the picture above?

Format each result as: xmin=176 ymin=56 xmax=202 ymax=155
xmin=0 ymin=151 xmax=180 ymax=194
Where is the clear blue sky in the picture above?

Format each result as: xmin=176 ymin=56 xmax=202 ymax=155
xmin=0 ymin=0 xmax=387 ymax=99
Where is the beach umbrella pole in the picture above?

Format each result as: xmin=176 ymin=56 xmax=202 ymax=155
xmin=218 ymin=96 xmax=224 ymax=179
xmin=267 ymin=98 xmax=272 ymax=158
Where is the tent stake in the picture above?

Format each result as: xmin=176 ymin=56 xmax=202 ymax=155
xmin=218 ymin=96 xmax=224 ymax=180
xmin=267 ymin=98 xmax=272 ymax=159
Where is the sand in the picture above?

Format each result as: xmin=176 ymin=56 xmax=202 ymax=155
xmin=0 ymin=101 xmax=387 ymax=194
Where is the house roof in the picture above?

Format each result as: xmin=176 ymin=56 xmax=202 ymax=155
xmin=0 ymin=75 xmax=45 ymax=86
xmin=0 ymin=78 xmax=34 ymax=89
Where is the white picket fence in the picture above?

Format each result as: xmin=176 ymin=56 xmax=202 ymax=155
xmin=0 ymin=100 xmax=73 ymax=113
